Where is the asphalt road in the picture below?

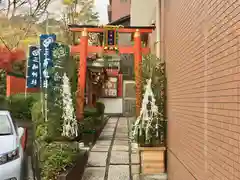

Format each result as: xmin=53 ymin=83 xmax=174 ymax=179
xmin=22 ymin=154 xmax=34 ymax=180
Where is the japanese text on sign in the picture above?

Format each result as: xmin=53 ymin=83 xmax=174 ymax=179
xmin=40 ymin=34 xmax=56 ymax=88
xmin=26 ymin=46 xmax=40 ymax=88
xmin=102 ymin=77 xmax=118 ymax=97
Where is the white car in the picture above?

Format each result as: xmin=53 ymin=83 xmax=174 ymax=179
xmin=0 ymin=110 xmax=25 ymax=180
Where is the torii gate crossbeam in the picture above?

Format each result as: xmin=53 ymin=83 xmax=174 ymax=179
xmin=68 ymin=24 xmax=155 ymax=120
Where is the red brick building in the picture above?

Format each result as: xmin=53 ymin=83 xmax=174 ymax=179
xmin=164 ymin=0 xmax=240 ymax=179
xmin=108 ymin=0 xmax=130 ymax=22
xmin=130 ymin=0 xmax=240 ymax=179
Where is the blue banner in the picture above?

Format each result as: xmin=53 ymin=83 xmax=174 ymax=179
xmin=39 ymin=34 xmax=56 ymax=88
xmin=26 ymin=46 xmax=40 ymax=88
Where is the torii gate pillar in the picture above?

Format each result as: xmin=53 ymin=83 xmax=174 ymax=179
xmin=76 ymin=28 xmax=88 ymax=120
xmin=69 ymin=25 xmax=155 ymax=120
xmin=134 ymin=30 xmax=142 ymax=117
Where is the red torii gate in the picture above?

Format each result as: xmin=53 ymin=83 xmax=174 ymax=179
xmin=68 ymin=25 xmax=155 ymax=120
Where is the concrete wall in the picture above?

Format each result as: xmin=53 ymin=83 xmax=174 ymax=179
xmin=130 ymin=0 xmax=161 ymax=58
xmin=165 ymin=0 xmax=240 ymax=179
xmin=130 ymin=0 xmax=156 ymax=26
xmin=99 ymin=98 xmax=123 ymax=114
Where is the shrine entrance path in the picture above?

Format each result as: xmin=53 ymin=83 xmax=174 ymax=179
xmin=82 ymin=117 xmax=167 ymax=180
xmin=82 ymin=117 xmax=139 ymax=180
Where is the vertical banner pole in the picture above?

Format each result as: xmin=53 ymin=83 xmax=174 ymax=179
xmin=134 ymin=29 xmax=142 ymax=117
xmin=25 ymin=45 xmax=31 ymax=99
xmin=76 ymin=28 xmax=88 ymax=120
xmin=38 ymin=47 xmax=44 ymax=116
xmin=40 ymin=34 xmax=56 ymax=122
xmin=25 ymin=57 xmax=28 ymax=99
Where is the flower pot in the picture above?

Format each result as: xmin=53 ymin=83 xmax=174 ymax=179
xmin=139 ymin=147 xmax=166 ymax=175
xmin=58 ymin=151 xmax=88 ymax=180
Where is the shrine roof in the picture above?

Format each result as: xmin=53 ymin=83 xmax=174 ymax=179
xmin=108 ymin=15 xmax=130 ymax=25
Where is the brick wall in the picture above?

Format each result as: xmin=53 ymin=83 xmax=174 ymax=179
xmin=165 ymin=0 xmax=240 ymax=179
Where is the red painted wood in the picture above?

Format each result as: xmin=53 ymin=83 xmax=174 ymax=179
xmin=6 ymin=75 xmax=39 ymax=97
xmin=21 ymin=128 xmax=27 ymax=151
xmin=69 ymin=27 xmax=154 ymax=33
xmin=134 ymin=33 xmax=142 ymax=117
xmin=71 ymin=46 xmax=150 ymax=55
xmin=76 ymin=33 xmax=88 ymax=120
xmin=118 ymin=74 xmax=123 ymax=97
xmin=106 ymin=69 xmax=118 ymax=76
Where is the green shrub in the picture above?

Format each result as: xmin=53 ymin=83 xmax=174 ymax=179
xmin=81 ymin=116 xmax=96 ymax=132
xmin=84 ymin=107 xmax=98 ymax=117
xmin=39 ymin=142 xmax=79 ymax=180
xmin=31 ymin=100 xmax=44 ymax=125
xmin=96 ymin=101 xmax=105 ymax=115
xmin=8 ymin=93 xmax=39 ymax=120
xmin=0 ymin=95 xmax=8 ymax=109
xmin=32 ymin=100 xmax=63 ymax=141
xmin=35 ymin=123 xmax=48 ymax=140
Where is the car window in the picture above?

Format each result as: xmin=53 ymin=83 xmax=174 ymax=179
xmin=11 ymin=118 xmax=18 ymax=134
xmin=0 ymin=114 xmax=13 ymax=135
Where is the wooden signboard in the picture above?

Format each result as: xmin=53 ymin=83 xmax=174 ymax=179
xmin=102 ymin=76 xmax=118 ymax=97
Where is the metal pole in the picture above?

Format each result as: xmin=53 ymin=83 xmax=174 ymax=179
xmin=38 ymin=46 xmax=44 ymax=117
xmin=46 ymin=11 xmax=49 ymax=34
xmin=44 ymin=11 xmax=49 ymax=122
xmin=24 ymin=57 xmax=28 ymax=99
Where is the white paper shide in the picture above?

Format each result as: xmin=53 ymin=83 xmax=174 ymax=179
xmin=61 ymin=73 xmax=78 ymax=138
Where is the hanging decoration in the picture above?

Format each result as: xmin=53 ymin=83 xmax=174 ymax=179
xmin=103 ymin=25 xmax=122 ymax=54
xmin=61 ymin=73 xmax=78 ymax=138
xmin=131 ymin=79 xmax=164 ymax=146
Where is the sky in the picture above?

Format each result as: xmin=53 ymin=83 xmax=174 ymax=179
xmin=94 ymin=0 xmax=109 ymax=24
xmin=46 ymin=0 xmax=109 ymax=24
xmin=0 ymin=0 xmax=109 ymax=24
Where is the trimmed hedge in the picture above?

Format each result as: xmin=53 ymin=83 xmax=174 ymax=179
xmin=0 ymin=93 xmax=40 ymax=120
xmin=0 ymin=95 xmax=8 ymax=109
xmin=83 ymin=107 xmax=98 ymax=117
xmin=96 ymin=101 xmax=105 ymax=116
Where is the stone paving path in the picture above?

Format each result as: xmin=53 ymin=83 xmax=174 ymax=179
xmin=82 ymin=117 xmax=140 ymax=180
xmin=82 ymin=117 xmax=168 ymax=180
